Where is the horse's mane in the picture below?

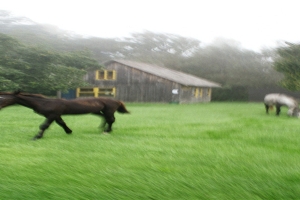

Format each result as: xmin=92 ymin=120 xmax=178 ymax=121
xmin=18 ymin=93 xmax=48 ymax=99
xmin=0 ymin=92 xmax=13 ymax=95
xmin=0 ymin=91 xmax=48 ymax=99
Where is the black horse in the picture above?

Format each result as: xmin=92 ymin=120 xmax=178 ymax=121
xmin=0 ymin=91 xmax=129 ymax=140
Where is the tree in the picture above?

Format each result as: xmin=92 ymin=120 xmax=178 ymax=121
xmin=0 ymin=33 xmax=101 ymax=94
xmin=111 ymin=31 xmax=201 ymax=67
xmin=273 ymin=42 xmax=300 ymax=91
xmin=185 ymin=39 xmax=282 ymax=88
xmin=1 ymin=11 xmax=284 ymax=93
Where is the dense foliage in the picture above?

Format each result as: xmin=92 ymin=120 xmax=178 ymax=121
xmin=0 ymin=33 xmax=101 ymax=94
xmin=274 ymin=42 xmax=300 ymax=91
xmin=0 ymin=10 xmax=283 ymax=90
xmin=79 ymin=33 xmax=283 ymax=89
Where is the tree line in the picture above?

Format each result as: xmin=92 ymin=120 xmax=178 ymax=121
xmin=0 ymin=10 xmax=299 ymax=98
xmin=0 ymin=33 xmax=101 ymax=94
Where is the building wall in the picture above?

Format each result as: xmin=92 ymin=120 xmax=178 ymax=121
xmin=180 ymin=86 xmax=212 ymax=103
xmin=106 ymin=62 xmax=180 ymax=102
xmin=82 ymin=62 xmax=212 ymax=103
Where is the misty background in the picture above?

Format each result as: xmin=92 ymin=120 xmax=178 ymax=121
xmin=0 ymin=10 xmax=297 ymax=101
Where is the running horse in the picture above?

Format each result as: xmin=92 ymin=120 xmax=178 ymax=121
xmin=0 ymin=91 xmax=129 ymax=140
xmin=264 ymin=93 xmax=300 ymax=117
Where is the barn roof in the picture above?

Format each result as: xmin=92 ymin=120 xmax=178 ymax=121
xmin=104 ymin=60 xmax=221 ymax=88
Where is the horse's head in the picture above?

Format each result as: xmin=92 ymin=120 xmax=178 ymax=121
xmin=0 ymin=93 xmax=17 ymax=110
xmin=287 ymin=107 xmax=300 ymax=118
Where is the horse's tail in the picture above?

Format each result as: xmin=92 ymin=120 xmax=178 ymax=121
xmin=117 ymin=101 xmax=130 ymax=114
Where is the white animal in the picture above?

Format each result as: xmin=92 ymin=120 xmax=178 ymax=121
xmin=264 ymin=93 xmax=300 ymax=117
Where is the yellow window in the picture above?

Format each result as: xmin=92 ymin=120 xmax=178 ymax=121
xmin=76 ymin=87 xmax=98 ymax=97
xmin=96 ymin=70 xmax=116 ymax=80
xmin=98 ymin=88 xmax=116 ymax=97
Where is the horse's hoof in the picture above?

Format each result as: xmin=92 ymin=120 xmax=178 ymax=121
xmin=32 ymin=134 xmax=43 ymax=140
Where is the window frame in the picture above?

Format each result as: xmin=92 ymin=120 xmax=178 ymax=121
xmin=76 ymin=87 xmax=116 ymax=98
xmin=98 ymin=88 xmax=116 ymax=97
xmin=193 ymin=88 xmax=203 ymax=98
xmin=95 ymin=70 xmax=116 ymax=80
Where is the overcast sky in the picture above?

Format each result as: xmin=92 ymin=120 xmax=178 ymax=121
xmin=1 ymin=0 xmax=300 ymax=51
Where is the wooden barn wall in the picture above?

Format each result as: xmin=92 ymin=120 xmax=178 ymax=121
xmin=85 ymin=62 xmax=212 ymax=103
xmin=180 ymin=86 xmax=211 ymax=103
xmin=90 ymin=63 xmax=180 ymax=102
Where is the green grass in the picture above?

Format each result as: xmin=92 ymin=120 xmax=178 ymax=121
xmin=1 ymin=103 xmax=300 ymax=199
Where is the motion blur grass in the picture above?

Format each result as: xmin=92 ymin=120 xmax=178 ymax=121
xmin=0 ymin=103 xmax=300 ymax=199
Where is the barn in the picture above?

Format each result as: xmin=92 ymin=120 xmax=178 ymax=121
xmin=74 ymin=60 xmax=221 ymax=103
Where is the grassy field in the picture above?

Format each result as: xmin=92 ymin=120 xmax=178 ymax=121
xmin=0 ymin=103 xmax=300 ymax=199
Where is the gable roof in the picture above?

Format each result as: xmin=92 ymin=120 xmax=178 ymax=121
xmin=104 ymin=60 xmax=221 ymax=88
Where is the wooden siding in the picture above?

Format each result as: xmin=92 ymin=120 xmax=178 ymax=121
xmin=83 ymin=61 xmax=215 ymax=103
xmin=180 ymin=87 xmax=212 ymax=103
xmin=108 ymin=62 xmax=180 ymax=102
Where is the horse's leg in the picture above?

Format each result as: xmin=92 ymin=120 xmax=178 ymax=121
xmin=276 ymin=105 xmax=281 ymax=116
xmin=92 ymin=112 xmax=105 ymax=129
xmin=55 ymin=116 xmax=72 ymax=134
xmin=265 ymin=104 xmax=269 ymax=114
xmin=33 ymin=117 xmax=55 ymax=140
xmin=103 ymin=113 xmax=115 ymax=133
